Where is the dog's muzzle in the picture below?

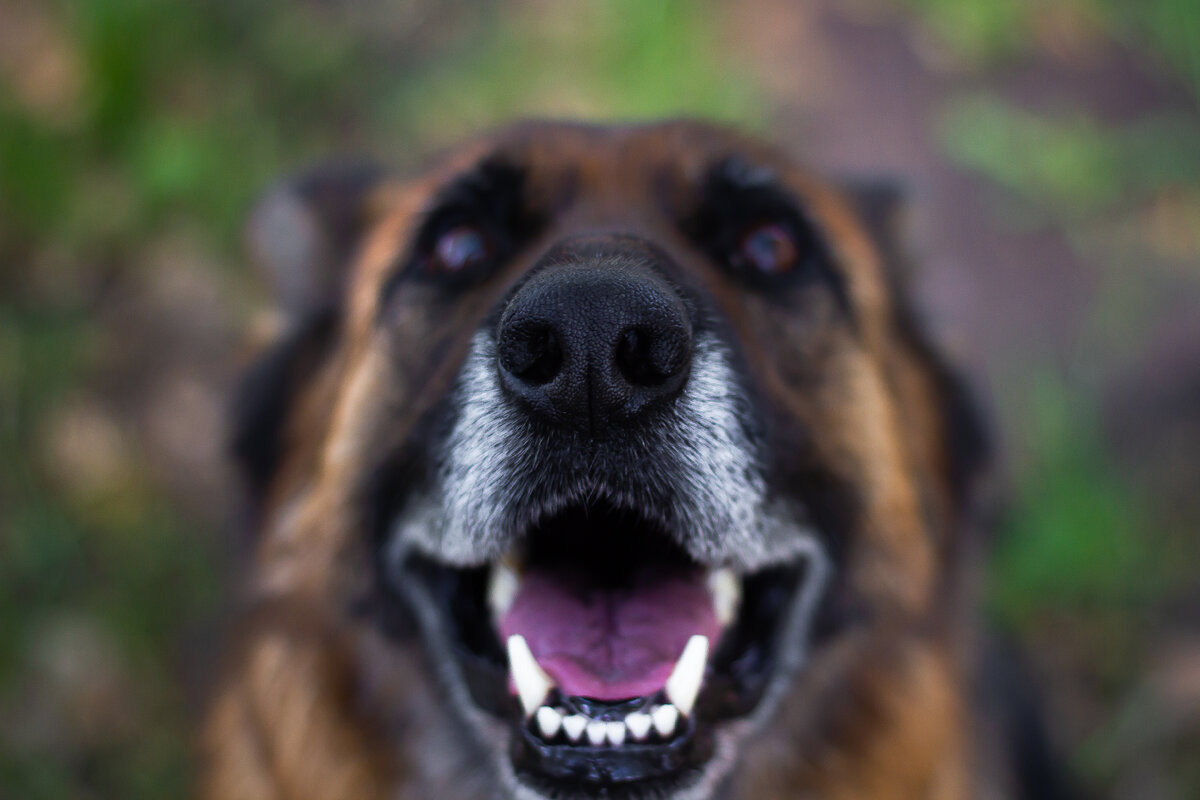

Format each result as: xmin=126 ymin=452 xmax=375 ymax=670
xmin=386 ymin=234 xmax=829 ymax=799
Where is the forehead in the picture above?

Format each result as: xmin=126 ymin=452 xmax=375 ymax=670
xmin=508 ymin=121 xmax=789 ymax=209
xmin=414 ymin=120 xmax=801 ymax=216
xmin=491 ymin=120 xmax=774 ymax=173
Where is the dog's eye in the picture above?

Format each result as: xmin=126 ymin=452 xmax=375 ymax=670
xmin=428 ymin=225 xmax=493 ymax=275
xmin=738 ymin=222 xmax=798 ymax=276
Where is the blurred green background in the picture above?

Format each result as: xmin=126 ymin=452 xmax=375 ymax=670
xmin=1 ymin=1 xmax=1198 ymax=797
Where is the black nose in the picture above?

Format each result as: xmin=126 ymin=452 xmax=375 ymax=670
xmin=497 ymin=249 xmax=692 ymax=433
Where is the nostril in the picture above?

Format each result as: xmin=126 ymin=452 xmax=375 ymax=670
xmin=616 ymin=326 xmax=687 ymax=388
xmin=616 ymin=328 xmax=657 ymax=386
xmin=499 ymin=322 xmax=563 ymax=386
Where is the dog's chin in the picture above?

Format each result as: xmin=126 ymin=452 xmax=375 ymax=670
xmin=386 ymin=497 xmax=830 ymax=800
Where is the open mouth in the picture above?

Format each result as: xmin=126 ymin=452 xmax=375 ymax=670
xmin=396 ymin=499 xmax=818 ymax=794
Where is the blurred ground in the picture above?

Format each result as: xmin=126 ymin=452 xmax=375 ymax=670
xmin=1 ymin=1 xmax=1198 ymax=798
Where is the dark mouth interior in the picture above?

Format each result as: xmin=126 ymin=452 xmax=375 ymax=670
xmin=402 ymin=500 xmax=806 ymax=789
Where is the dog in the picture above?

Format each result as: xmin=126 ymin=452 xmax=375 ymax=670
xmin=202 ymin=120 xmax=1061 ymax=800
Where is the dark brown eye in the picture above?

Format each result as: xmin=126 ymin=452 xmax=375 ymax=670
xmin=429 ymin=225 xmax=492 ymax=274
xmin=739 ymin=222 xmax=798 ymax=276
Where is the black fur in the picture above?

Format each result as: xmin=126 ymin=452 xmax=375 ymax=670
xmin=229 ymin=309 xmax=338 ymax=501
xmin=978 ymin=636 xmax=1086 ymax=800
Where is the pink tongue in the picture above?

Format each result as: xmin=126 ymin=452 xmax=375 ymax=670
xmin=500 ymin=566 xmax=719 ymax=700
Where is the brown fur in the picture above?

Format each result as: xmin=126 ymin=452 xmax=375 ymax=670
xmin=203 ymin=121 xmax=992 ymax=800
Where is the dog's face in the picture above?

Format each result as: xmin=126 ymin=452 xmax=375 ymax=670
xmin=233 ymin=121 xmax=986 ymax=800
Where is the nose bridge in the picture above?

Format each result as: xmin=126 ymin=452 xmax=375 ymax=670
xmin=495 ymin=237 xmax=693 ymax=434
xmin=528 ymin=257 xmax=686 ymax=338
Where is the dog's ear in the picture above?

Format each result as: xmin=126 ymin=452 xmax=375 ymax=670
xmin=247 ymin=159 xmax=385 ymax=319
xmin=842 ymin=176 xmax=992 ymax=515
xmin=840 ymin=176 xmax=912 ymax=287
xmin=231 ymin=160 xmax=385 ymax=502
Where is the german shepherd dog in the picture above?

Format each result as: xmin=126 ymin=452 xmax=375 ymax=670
xmin=203 ymin=121 xmax=1059 ymax=800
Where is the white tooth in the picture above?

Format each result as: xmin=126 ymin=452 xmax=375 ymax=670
xmin=707 ymin=568 xmax=741 ymax=626
xmin=605 ymin=721 xmax=626 ymax=746
xmin=664 ymin=634 xmax=708 ymax=716
xmin=536 ymin=706 xmax=562 ymax=739
xmin=586 ymin=719 xmax=608 ymax=746
xmin=652 ymin=704 xmax=679 ymax=738
xmin=562 ymin=714 xmax=588 ymax=742
xmin=488 ymin=561 xmax=520 ymax=622
xmin=506 ymin=635 xmax=554 ymax=717
xmin=625 ymin=712 xmax=652 ymax=741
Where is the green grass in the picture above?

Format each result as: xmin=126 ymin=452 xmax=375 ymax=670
xmin=902 ymin=0 xmax=1200 ymax=102
xmin=377 ymin=0 xmax=764 ymax=141
xmin=987 ymin=377 xmax=1167 ymax=628
xmin=939 ymin=95 xmax=1200 ymax=222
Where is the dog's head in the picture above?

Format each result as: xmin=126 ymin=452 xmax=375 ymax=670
xmin=233 ymin=120 xmax=987 ymax=799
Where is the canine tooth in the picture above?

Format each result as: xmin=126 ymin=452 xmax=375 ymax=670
xmin=562 ymin=714 xmax=587 ymax=742
xmin=707 ymin=568 xmax=741 ymax=626
xmin=536 ymin=706 xmax=562 ymax=739
xmin=506 ymin=635 xmax=554 ymax=717
xmin=625 ymin=712 xmax=652 ymax=741
xmin=652 ymin=704 xmax=679 ymax=738
xmin=488 ymin=561 xmax=520 ymax=621
xmin=605 ymin=721 xmax=626 ymax=746
xmin=665 ymin=634 xmax=708 ymax=716
xmin=586 ymin=719 xmax=608 ymax=746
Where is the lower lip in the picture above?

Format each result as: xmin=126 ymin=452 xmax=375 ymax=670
xmin=512 ymin=715 xmax=712 ymax=785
